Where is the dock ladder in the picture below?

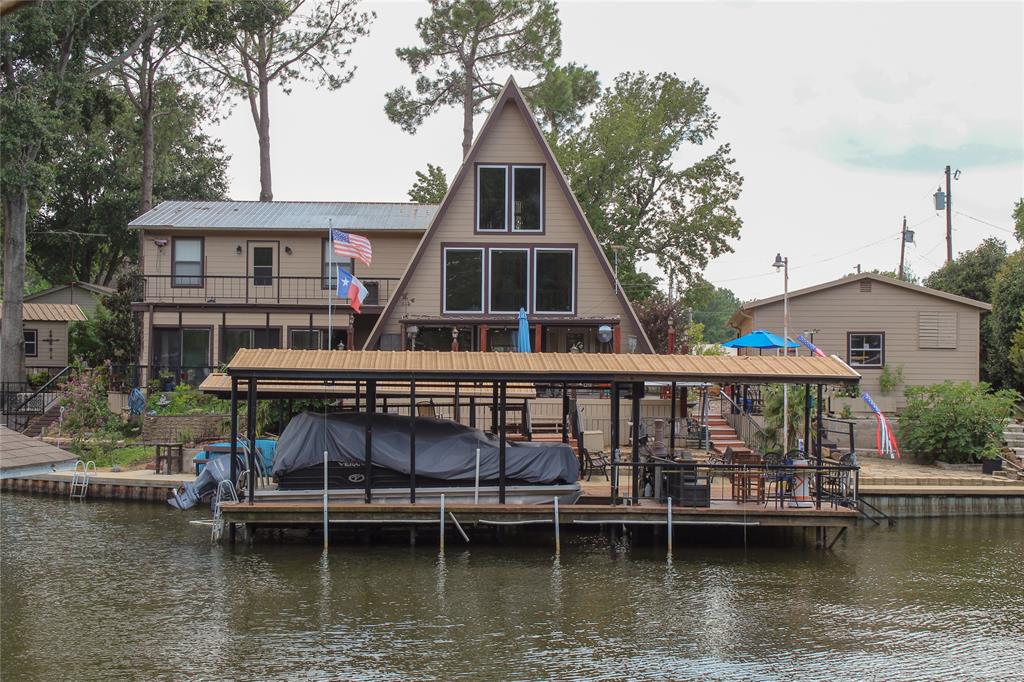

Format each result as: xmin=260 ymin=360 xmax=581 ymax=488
xmin=211 ymin=479 xmax=240 ymax=543
xmin=69 ymin=460 xmax=96 ymax=500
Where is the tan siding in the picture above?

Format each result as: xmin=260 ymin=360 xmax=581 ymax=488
xmin=23 ymin=321 xmax=70 ymax=367
xmin=376 ymin=99 xmax=644 ymax=347
xmin=26 ymin=288 xmax=103 ymax=315
xmin=745 ymin=278 xmax=982 ymax=411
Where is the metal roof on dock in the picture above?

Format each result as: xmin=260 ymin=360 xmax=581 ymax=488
xmin=225 ymin=350 xmax=861 ymax=385
xmin=198 ymin=373 xmax=537 ymax=398
xmin=129 ymin=200 xmax=439 ymax=231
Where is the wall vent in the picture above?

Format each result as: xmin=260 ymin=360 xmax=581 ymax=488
xmin=859 ymin=280 xmax=873 ymax=292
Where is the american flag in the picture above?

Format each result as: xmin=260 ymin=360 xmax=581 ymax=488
xmin=331 ymin=228 xmax=372 ymax=266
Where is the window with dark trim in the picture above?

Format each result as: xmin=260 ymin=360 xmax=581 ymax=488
xmin=490 ymin=249 xmax=528 ymax=312
xmin=477 ymin=166 xmax=507 ymax=231
xmin=152 ymin=328 xmax=211 ymax=384
xmin=252 ymin=246 xmax=274 ymax=286
xmin=444 ymin=248 xmax=484 ymax=313
xmin=172 ymin=238 xmax=203 ymax=287
xmin=848 ymin=332 xmax=884 ymax=367
xmin=289 ymin=328 xmax=322 ymax=350
xmin=23 ymin=329 xmax=37 ymax=357
xmin=322 ymin=238 xmax=355 ymax=289
xmin=534 ymin=249 xmax=574 ymax=313
xmin=512 ymin=165 xmax=542 ymax=231
xmin=222 ymin=328 xmax=281 ymax=362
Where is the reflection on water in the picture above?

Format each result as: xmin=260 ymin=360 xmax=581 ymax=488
xmin=2 ymin=493 xmax=1021 ymax=681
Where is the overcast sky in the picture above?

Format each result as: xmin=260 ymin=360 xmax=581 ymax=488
xmin=209 ymin=0 xmax=1024 ymax=301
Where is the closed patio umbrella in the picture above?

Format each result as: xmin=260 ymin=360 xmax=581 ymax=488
xmin=516 ymin=308 xmax=531 ymax=352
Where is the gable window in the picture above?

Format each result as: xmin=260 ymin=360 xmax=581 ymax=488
xmin=172 ymin=238 xmax=203 ymax=287
xmin=512 ymin=165 xmax=542 ymax=231
xmin=23 ymin=329 xmax=37 ymax=357
xmin=477 ymin=166 xmax=507 ymax=231
xmin=322 ymin=239 xmax=355 ymax=289
xmin=534 ymin=249 xmax=575 ymax=313
xmin=444 ymin=248 xmax=484 ymax=313
xmin=490 ymin=249 xmax=529 ymax=313
xmin=848 ymin=332 xmax=884 ymax=368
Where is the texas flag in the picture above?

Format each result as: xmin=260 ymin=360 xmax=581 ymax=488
xmin=336 ymin=266 xmax=369 ymax=313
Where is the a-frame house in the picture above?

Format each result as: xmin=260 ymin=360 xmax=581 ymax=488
xmin=365 ymin=77 xmax=653 ymax=353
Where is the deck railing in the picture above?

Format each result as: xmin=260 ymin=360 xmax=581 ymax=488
xmin=719 ymin=391 xmax=772 ymax=454
xmin=132 ymin=274 xmax=400 ymax=306
xmin=1 ymin=366 xmax=73 ymax=431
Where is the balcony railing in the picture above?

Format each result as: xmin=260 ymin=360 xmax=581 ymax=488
xmin=133 ymin=274 xmax=400 ymax=307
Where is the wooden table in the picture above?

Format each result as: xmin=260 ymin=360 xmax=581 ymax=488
xmin=153 ymin=442 xmax=185 ymax=475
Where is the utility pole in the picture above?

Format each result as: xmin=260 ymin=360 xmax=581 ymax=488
xmin=898 ymin=216 xmax=908 ymax=280
xmin=944 ymin=165 xmax=953 ymax=264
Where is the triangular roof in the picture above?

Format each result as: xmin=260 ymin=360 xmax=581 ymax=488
xmin=365 ymin=77 xmax=653 ymax=352
xmin=737 ymin=272 xmax=992 ymax=312
xmin=25 ymin=281 xmax=114 ymax=301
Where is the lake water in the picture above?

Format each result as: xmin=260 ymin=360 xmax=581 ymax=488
xmin=2 ymin=493 xmax=1022 ymax=681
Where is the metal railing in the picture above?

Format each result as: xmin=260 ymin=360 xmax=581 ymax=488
xmin=719 ymin=390 xmax=771 ymax=454
xmin=1 ymin=365 xmax=72 ymax=431
xmin=132 ymin=274 xmax=400 ymax=306
xmin=608 ymin=457 xmax=860 ymax=510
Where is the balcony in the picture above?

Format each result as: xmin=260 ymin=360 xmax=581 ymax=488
xmin=133 ymin=274 xmax=400 ymax=307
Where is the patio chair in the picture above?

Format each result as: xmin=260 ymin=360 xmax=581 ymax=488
xmin=581 ymin=430 xmax=610 ymax=481
xmin=415 ymin=400 xmax=437 ymax=418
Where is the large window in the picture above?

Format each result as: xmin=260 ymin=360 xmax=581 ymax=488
xmin=252 ymin=246 xmax=274 ymax=286
xmin=172 ymin=238 xmax=203 ymax=287
xmin=534 ymin=249 xmax=575 ymax=313
xmin=23 ymin=329 xmax=37 ymax=357
xmin=322 ymin=239 xmax=355 ymax=289
xmin=848 ymin=332 xmax=884 ymax=367
xmin=512 ymin=166 xmax=542 ymax=231
xmin=477 ymin=166 xmax=507 ymax=231
xmin=490 ymin=249 xmax=528 ymax=312
xmin=222 ymin=327 xmax=281 ymax=362
xmin=444 ymin=248 xmax=484 ymax=313
xmin=152 ymin=328 xmax=211 ymax=384
xmin=289 ymin=329 xmax=321 ymax=350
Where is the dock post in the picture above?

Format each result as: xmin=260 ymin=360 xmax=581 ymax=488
xmin=561 ymin=383 xmax=569 ymax=444
xmin=610 ymin=382 xmax=620 ymax=505
xmin=491 ymin=383 xmax=498 ymax=434
xmin=469 ymin=395 xmax=476 ymax=428
xmin=229 ymin=377 xmax=238 ymax=544
xmin=667 ymin=496 xmax=673 ymax=554
xmin=631 ymin=382 xmax=642 ymax=504
xmin=454 ymin=382 xmax=461 ymax=423
xmin=554 ymin=497 xmax=561 ymax=556
xmin=246 ymin=378 xmax=257 ymax=504
xmin=816 ymin=384 xmax=823 ymax=509
xmin=474 ymin=448 xmax=481 ymax=504
xmin=409 ymin=380 xmax=416 ymax=503
xmin=323 ymin=449 xmax=329 ymax=550
xmin=365 ymin=380 xmax=377 ymax=504
xmin=498 ymin=382 xmax=507 ymax=504
xmin=439 ymin=493 xmax=445 ymax=552
xmin=669 ymin=382 xmax=677 ymax=454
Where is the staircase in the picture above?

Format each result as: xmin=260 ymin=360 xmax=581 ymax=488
xmin=708 ymin=416 xmax=753 ymax=456
xmin=22 ymin=402 xmax=62 ymax=437
xmin=999 ymin=421 xmax=1024 ymax=480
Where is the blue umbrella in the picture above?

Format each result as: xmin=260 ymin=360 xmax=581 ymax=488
xmin=516 ymin=308 xmax=531 ymax=352
xmin=721 ymin=329 xmax=798 ymax=349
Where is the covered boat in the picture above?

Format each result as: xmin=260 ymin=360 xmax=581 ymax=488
xmin=263 ymin=411 xmax=581 ymax=504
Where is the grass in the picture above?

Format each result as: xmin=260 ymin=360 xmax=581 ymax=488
xmin=68 ymin=442 xmax=156 ymax=469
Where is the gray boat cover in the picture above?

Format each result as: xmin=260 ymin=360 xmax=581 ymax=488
xmin=273 ymin=411 xmax=579 ymax=485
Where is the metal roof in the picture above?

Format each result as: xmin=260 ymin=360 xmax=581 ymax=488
xmin=198 ymin=373 xmax=536 ymax=399
xmin=0 ymin=303 xmax=87 ymax=322
xmin=129 ymin=200 xmax=439 ymax=232
xmin=225 ymin=349 xmax=861 ymax=385
xmin=738 ymin=272 xmax=992 ymax=312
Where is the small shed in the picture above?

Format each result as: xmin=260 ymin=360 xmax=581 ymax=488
xmin=728 ymin=272 xmax=991 ymax=412
xmin=25 ymin=281 xmax=114 ymax=317
xmin=0 ymin=302 xmax=88 ymax=371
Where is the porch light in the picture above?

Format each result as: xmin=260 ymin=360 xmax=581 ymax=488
xmin=772 ymin=253 xmax=785 ymax=270
xmin=236 ymin=245 xmax=243 ymax=255
xmin=285 ymin=246 xmax=293 ymax=255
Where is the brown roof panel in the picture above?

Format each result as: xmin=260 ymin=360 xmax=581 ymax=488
xmin=225 ymin=349 xmax=860 ymax=385
xmin=198 ymin=373 xmax=536 ymax=399
xmin=0 ymin=303 xmax=87 ymax=322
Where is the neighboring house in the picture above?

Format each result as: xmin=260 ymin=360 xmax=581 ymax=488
xmin=25 ymin=281 xmax=114 ymax=317
xmin=0 ymin=303 xmax=87 ymax=373
xmin=728 ymin=272 xmax=991 ymax=411
xmin=366 ymin=78 xmax=652 ymax=354
xmin=129 ymin=77 xmax=651 ymax=386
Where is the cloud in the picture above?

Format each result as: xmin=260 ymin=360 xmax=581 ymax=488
xmin=819 ymin=126 xmax=1023 ymax=172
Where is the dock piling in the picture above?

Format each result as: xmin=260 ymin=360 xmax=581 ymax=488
xmin=554 ymin=497 xmax=561 ymax=556
xmin=667 ymin=496 xmax=673 ymax=554
xmin=439 ymin=494 xmax=445 ymax=552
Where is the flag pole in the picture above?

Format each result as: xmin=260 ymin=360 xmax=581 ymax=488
xmin=328 ymin=218 xmax=334 ymax=348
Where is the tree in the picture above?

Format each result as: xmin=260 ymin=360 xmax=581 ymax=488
xmin=95 ymin=0 xmax=217 ymax=214
xmin=688 ymin=281 xmax=741 ymax=344
xmin=1 ymin=1 xmax=154 ymax=384
xmin=68 ymin=273 xmax=139 ymax=368
xmin=385 ymin=0 xmax=563 ymax=159
xmin=989 ymin=251 xmax=1024 ymax=391
xmin=923 ymin=237 xmax=1007 ymax=303
xmin=632 ymin=291 xmax=688 ymax=354
xmin=528 ymin=62 xmax=599 ymax=143
xmin=1008 ymin=309 xmax=1024 ymax=387
xmin=871 ymin=267 xmax=918 ymax=284
xmin=555 ymin=72 xmax=743 ymax=293
xmin=407 ymin=163 xmax=448 ymax=204
xmin=1014 ymin=197 xmax=1023 ymax=244
xmin=28 ymin=82 xmax=228 ymax=285
xmin=188 ymin=0 xmax=374 ymax=201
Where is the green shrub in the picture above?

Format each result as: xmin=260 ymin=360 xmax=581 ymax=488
xmin=146 ymin=383 xmax=229 ymax=415
xmin=898 ymin=381 xmax=1019 ymax=463
xmin=761 ymin=384 xmax=811 ymax=453
xmin=59 ymin=366 xmax=118 ymax=437
xmin=878 ymin=364 xmax=904 ymax=395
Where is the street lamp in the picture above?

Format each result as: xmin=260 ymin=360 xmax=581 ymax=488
xmin=773 ymin=253 xmax=790 ymax=453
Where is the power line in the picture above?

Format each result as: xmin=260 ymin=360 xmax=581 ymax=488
xmin=954 ymin=211 xmax=1016 ymax=235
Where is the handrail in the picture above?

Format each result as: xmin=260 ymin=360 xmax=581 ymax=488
xmin=10 ymin=365 xmax=72 ymax=415
xmin=719 ymin=390 xmax=770 ymax=453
